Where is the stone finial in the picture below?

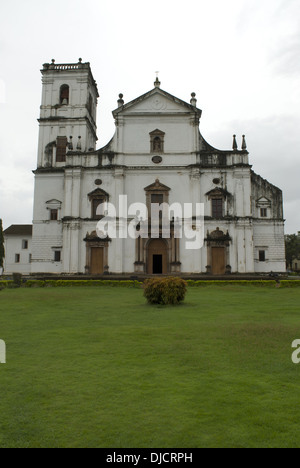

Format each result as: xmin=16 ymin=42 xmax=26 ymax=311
xmin=118 ymin=93 xmax=124 ymax=107
xmin=154 ymin=72 xmax=161 ymax=88
xmin=232 ymin=134 xmax=238 ymax=151
xmin=68 ymin=136 xmax=73 ymax=150
xmin=242 ymin=135 xmax=247 ymax=151
xmin=190 ymin=92 xmax=197 ymax=107
xmin=77 ymin=136 xmax=82 ymax=151
xmin=78 ymin=58 xmax=82 ymax=63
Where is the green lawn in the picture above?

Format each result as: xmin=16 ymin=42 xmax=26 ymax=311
xmin=0 ymin=285 xmax=300 ymax=448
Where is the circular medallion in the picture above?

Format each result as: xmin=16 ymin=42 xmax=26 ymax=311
xmin=152 ymin=156 xmax=163 ymax=164
xmin=95 ymin=179 xmax=102 ymax=185
xmin=150 ymin=97 xmax=167 ymax=111
xmin=213 ymin=178 xmax=220 ymax=185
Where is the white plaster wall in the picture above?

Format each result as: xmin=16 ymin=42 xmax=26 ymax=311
xmin=4 ymin=236 xmax=32 ymax=275
xmin=253 ymin=221 xmax=286 ymax=273
xmin=31 ymin=173 xmax=64 ymax=273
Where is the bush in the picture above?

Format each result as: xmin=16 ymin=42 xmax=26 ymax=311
xmin=143 ymin=277 xmax=187 ymax=305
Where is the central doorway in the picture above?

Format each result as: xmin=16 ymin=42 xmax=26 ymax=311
xmin=147 ymin=239 xmax=168 ymax=274
xmin=153 ymin=255 xmax=163 ymax=274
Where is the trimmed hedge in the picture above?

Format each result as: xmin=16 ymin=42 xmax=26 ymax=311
xmin=24 ymin=279 xmax=143 ymax=288
xmin=143 ymin=277 xmax=187 ymax=305
xmin=186 ymin=280 xmax=300 ymax=288
xmin=0 ymin=279 xmax=300 ymax=289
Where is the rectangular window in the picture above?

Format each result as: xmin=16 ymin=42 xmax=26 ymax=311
xmin=22 ymin=240 xmax=28 ymax=250
xmin=50 ymin=209 xmax=58 ymax=221
xmin=15 ymin=254 xmax=20 ymax=263
xmin=56 ymin=136 xmax=68 ymax=163
xmin=260 ymin=208 xmax=268 ymax=217
xmin=54 ymin=251 xmax=61 ymax=262
xmin=212 ymin=198 xmax=223 ymax=218
xmin=92 ymin=198 xmax=105 ymax=219
xmin=259 ymin=250 xmax=266 ymax=262
xmin=151 ymin=194 xmax=164 ymax=222
xmin=151 ymin=194 xmax=164 ymax=205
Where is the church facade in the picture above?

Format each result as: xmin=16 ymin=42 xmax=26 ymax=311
xmin=30 ymin=60 xmax=286 ymax=276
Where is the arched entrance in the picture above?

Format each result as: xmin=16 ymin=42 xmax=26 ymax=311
xmin=84 ymin=231 xmax=110 ymax=276
xmin=147 ymin=239 xmax=168 ymax=274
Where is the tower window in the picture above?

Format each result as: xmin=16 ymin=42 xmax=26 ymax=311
xmin=260 ymin=208 xmax=268 ymax=218
xmin=50 ymin=209 xmax=58 ymax=221
xmin=60 ymin=85 xmax=69 ymax=105
xmin=56 ymin=136 xmax=68 ymax=162
xmin=87 ymin=93 xmax=93 ymax=117
xmin=22 ymin=240 xmax=28 ymax=250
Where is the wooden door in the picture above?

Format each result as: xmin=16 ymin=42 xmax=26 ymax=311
xmin=90 ymin=247 xmax=104 ymax=275
xmin=211 ymin=247 xmax=226 ymax=275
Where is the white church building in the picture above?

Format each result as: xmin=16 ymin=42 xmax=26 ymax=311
xmin=7 ymin=59 xmax=286 ymax=276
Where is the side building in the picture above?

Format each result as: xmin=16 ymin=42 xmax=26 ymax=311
xmin=3 ymin=225 xmax=32 ymax=275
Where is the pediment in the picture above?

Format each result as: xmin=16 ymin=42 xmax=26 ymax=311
xmin=149 ymin=129 xmax=165 ymax=136
xmin=113 ymin=88 xmax=202 ymax=117
xmin=46 ymin=199 xmax=62 ymax=205
xmin=205 ymin=188 xmax=231 ymax=199
xmin=88 ymin=188 xmax=109 ymax=200
xmin=256 ymin=196 xmax=271 ymax=207
xmin=144 ymin=179 xmax=171 ymax=192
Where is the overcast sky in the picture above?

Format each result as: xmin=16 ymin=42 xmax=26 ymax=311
xmin=0 ymin=0 xmax=299 ymax=233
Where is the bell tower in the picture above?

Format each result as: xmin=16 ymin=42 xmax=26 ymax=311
xmin=37 ymin=59 xmax=99 ymax=167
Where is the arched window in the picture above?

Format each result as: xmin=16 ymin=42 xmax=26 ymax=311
xmin=88 ymin=188 xmax=110 ymax=220
xmin=60 ymin=85 xmax=69 ymax=105
xmin=150 ymin=129 xmax=165 ymax=153
xmin=153 ymin=136 xmax=162 ymax=152
xmin=87 ymin=93 xmax=93 ymax=117
xmin=206 ymin=187 xmax=231 ymax=219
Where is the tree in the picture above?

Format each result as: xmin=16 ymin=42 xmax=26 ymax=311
xmin=285 ymin=234 xmax=300 ymax=269
xmin=0 ymin=219 xmax=4 ymax=271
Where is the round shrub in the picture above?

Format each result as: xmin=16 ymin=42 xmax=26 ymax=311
xmin=143 ymin=277 xmax=187 ymax=305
